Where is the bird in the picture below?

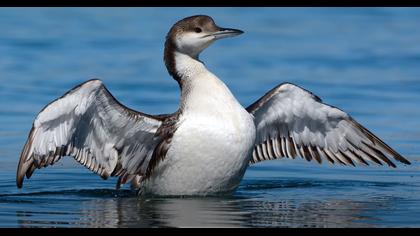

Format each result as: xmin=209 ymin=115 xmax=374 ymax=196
xmin=16 ymin=15 xmax=411 ymax=196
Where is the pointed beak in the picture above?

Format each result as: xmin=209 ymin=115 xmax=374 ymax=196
xmin=205 ymin=27 xmax=244 ymax=40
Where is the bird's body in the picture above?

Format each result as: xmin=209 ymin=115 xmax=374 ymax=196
xmin=143 ymin=54 xmax=256 ymax=195
xmin=16 ymin=15 xmax=411 ymax=196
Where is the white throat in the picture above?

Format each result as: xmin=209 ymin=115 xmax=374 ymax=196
xmin=173 ymin=51 xmax=245 ymax=119
xmin=173 ymin=51 xmax=206 ymax=80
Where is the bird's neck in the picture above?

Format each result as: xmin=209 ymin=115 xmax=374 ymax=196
xmin=173 ymin=52 xmax=207 ymax=79
xmin=164 ymin=40 xmax=206 ymax=85
xmin=163 ymin=39 xmax=241 ymax=115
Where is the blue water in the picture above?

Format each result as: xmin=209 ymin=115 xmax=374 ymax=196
xmin=1 ymin=7 xmax=420 ymax=228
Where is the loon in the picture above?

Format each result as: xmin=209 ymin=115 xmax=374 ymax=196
xmin=16 ymin=15 xmax=410 ymax=196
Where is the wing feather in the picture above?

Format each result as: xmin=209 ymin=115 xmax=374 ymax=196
xmin=247 ymin=82 xmax=410 ymax=168
xmin=17 ymin=79 xmax=163 ymax=188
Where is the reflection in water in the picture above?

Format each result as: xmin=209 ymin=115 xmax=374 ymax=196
xmin=13 ymin=195 xmax=244 ymax=227
xmin=243 ymin=199 xmax=375 ymax=227
xmin=12 ymin=190 xmax=381 ymax=227
xmin=77 ymin=197 xmax=250 ymax=227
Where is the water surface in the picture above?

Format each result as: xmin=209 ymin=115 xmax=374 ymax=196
xmin=1 ymin=7 xmax=420 ymax=227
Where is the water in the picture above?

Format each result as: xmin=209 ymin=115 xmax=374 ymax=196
xmin=1 ymin=7 xmax=420 ymax=228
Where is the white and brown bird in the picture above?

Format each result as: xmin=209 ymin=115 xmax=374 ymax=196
xmin=16 ymin=15 xmax=410 ymax=196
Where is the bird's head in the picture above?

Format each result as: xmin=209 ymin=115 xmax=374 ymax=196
xmin=165 ymin=15 xmax=243 ymax=58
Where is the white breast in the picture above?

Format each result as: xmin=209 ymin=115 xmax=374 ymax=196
xmin=143 ymin=58 xmax=256 ymax=196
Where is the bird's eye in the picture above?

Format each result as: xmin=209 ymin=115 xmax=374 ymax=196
xmin=194 ymin=27 xmax=202 ymax=33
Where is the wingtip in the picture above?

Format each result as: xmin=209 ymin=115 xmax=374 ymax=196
xmin=400 ymin=159 xmax=411 ymax=166
xmin=16 ymin=160 xmax=30 ymax=189
xmin=16 ymin=159 xmax=29 ymax=188
xmin=348 ymin=117 xmax=412 ymax=167
xmin=16 ymin=176 xmax=23 ymax=189
xmin=395 ymin=154 xmax=411 ymax=165
xmin=383 ymin=146 xmax=411 ymax=166
xmin=16 ymin=159 xmax=25 ymax=189
xmin=386 ymin=149 xmax=411 ymax=167
xmin=16 ymin=126 xmax=36 ymax=189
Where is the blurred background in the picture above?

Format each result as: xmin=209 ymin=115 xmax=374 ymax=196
xmin=0 ymin=7 xmax=419 ymax=227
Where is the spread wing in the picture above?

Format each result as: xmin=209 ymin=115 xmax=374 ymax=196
xmin=247 ymin=82 xmax=410 ymax=167
xmin=17 ymin=79 xmax=164 ymax=188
